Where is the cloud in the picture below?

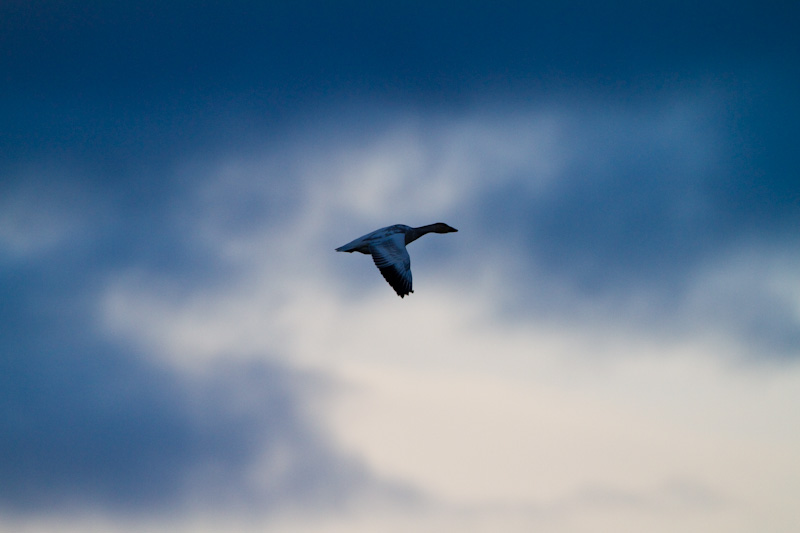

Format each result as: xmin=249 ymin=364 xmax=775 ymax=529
xmin=0 ymin=180 xmax=415 ymax=518
xmin=143 ymin=98 xmax=800 ymax=359
xmin=3 ymin=2 xmax=798 ymax=96
xmin=81 ymin=105 xmax=800 ymax=533
xmin=2 ymin=3 xmax=799 ymax=529
xmin=0 ymin=305 xmax=400 ymax=516
xmin=0 ymin=174 xmax=107 ymax=260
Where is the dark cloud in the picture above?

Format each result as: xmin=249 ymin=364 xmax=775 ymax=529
xmin=0 ymin=297 xmax=382 ymax=515
xmin=467 ymin=85 xmax=800 ymax=355
xmin=0 ymin=207 xmax=410 ymax=515
xmin=3 ymin=1 xmax=796 ymax=94
xmin=3 ymin=0 xmax=796 ymax=217
xmin=3 ymin=1 xmax=798 ymax=166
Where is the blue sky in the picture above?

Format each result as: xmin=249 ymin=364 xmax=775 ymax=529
xmin=2 ymin=1 xmax=800 ymax=531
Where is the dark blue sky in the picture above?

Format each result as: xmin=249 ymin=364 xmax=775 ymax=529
xmin=3 ymin=1 xmax=798 ymax=165
xmin=1 ymin=0 xmax=799 ymax=526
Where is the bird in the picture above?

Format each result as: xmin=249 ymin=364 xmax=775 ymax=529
xmin=335 ymin=223 xmax=458 ymax=297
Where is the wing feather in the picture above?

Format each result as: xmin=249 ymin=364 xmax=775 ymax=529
xmin=369 ymin=233 xmax=413 ymax=297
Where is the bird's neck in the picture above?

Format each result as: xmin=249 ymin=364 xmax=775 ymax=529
xmin=405 ymin=224 xmax=438 ymax=245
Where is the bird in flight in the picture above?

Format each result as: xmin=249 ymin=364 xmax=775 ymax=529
xmin=335 ymin=223 xmax=458 ymax=297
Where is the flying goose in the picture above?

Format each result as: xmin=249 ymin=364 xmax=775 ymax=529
xmin=335 ymin=223 xmax=458 ymax=297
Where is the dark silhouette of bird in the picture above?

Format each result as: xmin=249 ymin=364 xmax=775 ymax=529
xmin=336 ymin=223 xmax=458 ymax=297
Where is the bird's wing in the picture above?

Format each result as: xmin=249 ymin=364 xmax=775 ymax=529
xmin=370 ymin=232 xmax=413 ymax=297
xmin=336 ymin=225 xmax=396 ymax=253
xmin=336 ymin=232 xmax=373 ymax=253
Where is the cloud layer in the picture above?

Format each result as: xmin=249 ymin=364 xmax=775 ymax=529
xmin=0 ymin=291 xmax=398 ymax=516
xmin=2 ymin=1 xmax=800 ymax=531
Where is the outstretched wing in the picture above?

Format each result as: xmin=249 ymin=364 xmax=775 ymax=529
xmin=369 ymin=233 xmax=413 ymax=298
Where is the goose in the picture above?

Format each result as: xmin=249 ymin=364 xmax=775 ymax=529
xmin=336 ymin=223 xmax=458 ymax=297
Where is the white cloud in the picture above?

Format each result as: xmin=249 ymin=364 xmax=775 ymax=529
xmin=82 ymin=104 xmax=800 ymax=532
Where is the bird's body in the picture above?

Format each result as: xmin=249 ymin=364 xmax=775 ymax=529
xmin=336 ymin=223 xmax=458 ymax=297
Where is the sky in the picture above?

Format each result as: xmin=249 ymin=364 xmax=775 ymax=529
xmin=2 ymin=1 xmax=800 ymax=531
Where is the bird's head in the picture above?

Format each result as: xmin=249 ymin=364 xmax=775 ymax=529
xmin=432 ymin=223 xmax=458 ymax=233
